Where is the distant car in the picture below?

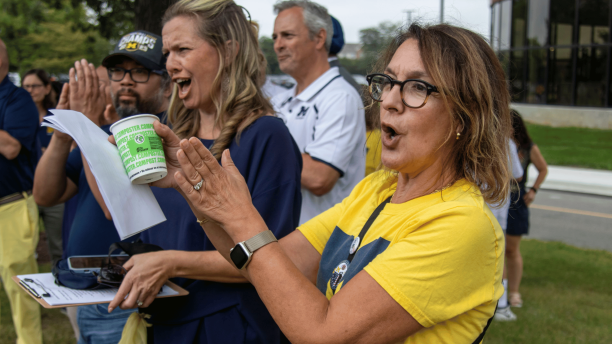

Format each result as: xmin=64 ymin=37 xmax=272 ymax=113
xmin=8 ymin=72 xmax=20 ymax=86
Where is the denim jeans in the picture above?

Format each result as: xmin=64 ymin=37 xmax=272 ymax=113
xmin=77 ymin=303 xmax=136 ymax=344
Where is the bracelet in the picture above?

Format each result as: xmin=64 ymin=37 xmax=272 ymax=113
xmin=196 ymin=217 xmax=209 ymax=226
xmin=531 ymin=187 xmax=538 ymax=194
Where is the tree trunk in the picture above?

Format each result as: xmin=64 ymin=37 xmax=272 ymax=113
xmin=134 ymin=0 xmax=177 ymax=35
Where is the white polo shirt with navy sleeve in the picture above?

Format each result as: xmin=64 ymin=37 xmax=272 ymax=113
xmin=271 ymin=67 xmax=366 ymax=225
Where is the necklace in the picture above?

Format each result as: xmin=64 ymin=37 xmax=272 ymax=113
xmin=391 ymin=181 xmax=454 ymax=203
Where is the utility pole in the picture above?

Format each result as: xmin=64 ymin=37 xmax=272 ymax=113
xmin=403 ymin=10 xmax=415 ymax=27
xmin=440 ymin=0 xmax=444 ymax=23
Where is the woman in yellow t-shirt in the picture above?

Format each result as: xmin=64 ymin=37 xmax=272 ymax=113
xmin=112 ymin=23 xmax=512 ymax=344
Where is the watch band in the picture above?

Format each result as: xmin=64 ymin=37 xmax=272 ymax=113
xmin=244 ymin=230 xmax=277 ymax=253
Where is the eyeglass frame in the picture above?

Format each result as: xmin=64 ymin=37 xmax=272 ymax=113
xmin=107 ymin=67 xmax=166 ymax=83
xmin=366 ymin=73 xmax=439 ymax=109
xmin=22 ymin=84 xmax=45 ymax=90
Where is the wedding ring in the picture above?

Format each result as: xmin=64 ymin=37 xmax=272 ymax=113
xmin=194 ymin=179 xmax=204 ymax=191
xmin=137 ymin=300 xmax=144 ymax=307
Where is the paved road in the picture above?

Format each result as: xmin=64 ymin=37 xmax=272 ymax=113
xmin=525 ymin=189 xmax=612 ymax=252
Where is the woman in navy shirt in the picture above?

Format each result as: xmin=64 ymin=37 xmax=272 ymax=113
xmin=109 ymin=1 xmax=302 ymax=343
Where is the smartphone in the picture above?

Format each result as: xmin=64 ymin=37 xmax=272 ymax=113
xmin=67 ymin=255 xmax=130 ymax=272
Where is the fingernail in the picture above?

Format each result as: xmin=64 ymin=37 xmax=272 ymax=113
xmin=108 ymin=307 xmax=113 ymax=313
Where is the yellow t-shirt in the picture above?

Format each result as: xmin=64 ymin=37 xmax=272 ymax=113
xmin=365 ymin=129 xmax=382 ymax=176
xmin=298 ymin=171 xmax=504 ymax=344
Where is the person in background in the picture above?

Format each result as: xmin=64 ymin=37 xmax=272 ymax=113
xmin=364 ymin=101 xmax=382 ymax=176
xmin=107 ymin=1 xmax=302 ymax=342
xmin=0 ymin=39 xmax=43 ymax=344
xmin=96 ymin=65 xmax=120 ymax=125
xmin=328 ymin=15 xmax=361 ymax=93
xmin=34 ymin=29 xmax=171 ymax=344
xmin=491 ymin=138 xmax=523 ymax=322
xmin=271 ymin=0 xmax=365 ymax=224
xmin=22 ymin=69 xmax=65 ymax=269
xmin=506 ymin=110 xmax=548 ymax=308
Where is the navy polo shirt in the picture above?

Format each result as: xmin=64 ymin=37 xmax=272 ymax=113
xmin=140 ymin=116 xmax=302 ymax=343
xmin=37 ymin=111 xmax=54 ymax=149
xmin=0 ymin=76 xmax=40 ymax=197
xmin=64 ymin=125 xmax=135 ymax=257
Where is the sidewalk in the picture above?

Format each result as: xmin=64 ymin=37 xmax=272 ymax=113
xmin=526 ymin=165 xmax=612 ymax=197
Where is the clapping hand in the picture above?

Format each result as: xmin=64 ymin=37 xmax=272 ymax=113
xmin=68 ymin=59 xmax=107 ymax=126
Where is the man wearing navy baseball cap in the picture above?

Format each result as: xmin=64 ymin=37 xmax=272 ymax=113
xmin=34 ymin=30 xmax=172 ymax=344
xmin=102 ymin=30 xmax=172 ymax=119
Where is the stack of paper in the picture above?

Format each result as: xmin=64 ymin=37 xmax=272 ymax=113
xmin=43 ymin=110 xmax=166 ymax=239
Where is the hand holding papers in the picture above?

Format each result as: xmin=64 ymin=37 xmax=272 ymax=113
xmin=42 ymin=110 xmax=166 ymax=239
xmin=14 ymin=273 xmax=186 ymax=308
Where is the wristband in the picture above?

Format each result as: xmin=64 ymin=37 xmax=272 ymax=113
xmin=531 ymin=187 xmax=538 ymax=194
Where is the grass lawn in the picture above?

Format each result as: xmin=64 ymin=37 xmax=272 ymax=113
xmin=486 ymin=239 xmax=612 ymax=343
xmin=0 ymin=263 xmax=76 ymax=344
xmin=526 ymin=123 xmax=612 ymax=170
xmin=1 ymin=240 xmax=611 ymax=343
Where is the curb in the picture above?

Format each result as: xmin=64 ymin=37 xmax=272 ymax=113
xmin=526 ymin=165 xmax=612 ymax=197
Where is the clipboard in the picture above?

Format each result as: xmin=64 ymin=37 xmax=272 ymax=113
xmin=13 ymin=275 xmax=189 ymax=309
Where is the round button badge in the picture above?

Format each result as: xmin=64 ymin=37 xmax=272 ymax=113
xmin=330 ymin=260 xmax=350 ymax=290
xmin=349 ymin=237 xmax=360 ymax=254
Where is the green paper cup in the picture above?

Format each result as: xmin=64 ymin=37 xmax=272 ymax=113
xmin=110 ymin=114 xmax=167 ymax=184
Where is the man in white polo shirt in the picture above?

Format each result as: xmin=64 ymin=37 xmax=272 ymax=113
xmin=271 ymin=0 xmax=365 ymax=224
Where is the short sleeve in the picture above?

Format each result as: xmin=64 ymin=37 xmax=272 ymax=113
xmin=363 ymin=206 xmax=501 ymax=328
xmin=2 ymin=88 xmax=39 ymax=152
xmin=304 ymin=91 xmax=364 ymax=176
xmin=297 ymin=200 xmax=345 ymax=254
xmin=66 ymin=147 xmax=83 ymax=185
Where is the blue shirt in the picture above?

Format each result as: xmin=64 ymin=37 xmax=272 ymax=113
xmin=64 ymin=125 xmax=136 ymax=257
xmin=37 ymin=111 xmax=54 ymax=149
xmin=0 ymin=76 xmax=39 ymax=197
xmin=140 ymin=116 xmax=302 ymax=343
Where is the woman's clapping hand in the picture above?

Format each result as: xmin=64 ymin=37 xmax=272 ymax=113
xmin=174 ymin=138 xmax=256 ymax=233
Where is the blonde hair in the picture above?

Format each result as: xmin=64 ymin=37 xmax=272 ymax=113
xmin=370 ymin=23 xmax=513 ymax=205
xmin=163 ymin=0 xmax=272 ymax=159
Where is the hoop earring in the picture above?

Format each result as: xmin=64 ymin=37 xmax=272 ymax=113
xmin=456 ymin=132 xmax=461 ymax=140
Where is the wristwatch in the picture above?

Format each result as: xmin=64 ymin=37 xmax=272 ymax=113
xmin=230 ymin=230 xmax=277 ymax=270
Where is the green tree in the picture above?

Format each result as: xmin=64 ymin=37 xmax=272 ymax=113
xmin=359 ymin=21 xmax=400 ymax=66
xmin=259 ymin=36 xmax=281 ymax=75
xmin=0 ymin=0 xmax=112 ymax=76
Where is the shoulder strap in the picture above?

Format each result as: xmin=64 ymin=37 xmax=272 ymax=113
xmin=346 ymin=196 xmax=392 ymax=263
xmin=471 ymin=305 xmax=497 ymax=344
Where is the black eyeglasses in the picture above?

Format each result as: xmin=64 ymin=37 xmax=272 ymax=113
xmin=107 ymin=67 xmax=165 ymax=83
xmin=96 ymin=254 xmax=127 ymax=288
xmin=366 ymin=73 xmax=439 ymax=109
xmin=23 ymin=84 xmax=44 ymax=90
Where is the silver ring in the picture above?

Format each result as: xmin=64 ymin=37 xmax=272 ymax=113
xmin=193 ymin=179 xmax=203 ymax=191
xmin=137 ymin=300 xmax=143 ymax=307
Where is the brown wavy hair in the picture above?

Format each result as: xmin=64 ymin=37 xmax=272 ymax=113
xmin=162 ymin=0 xmax=272 ymax=159
xmin=370 ymin=23 xmax=513 ymax=205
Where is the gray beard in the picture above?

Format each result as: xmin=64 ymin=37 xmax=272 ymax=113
xmin=112 ymin=88 xmax=164 ymax=118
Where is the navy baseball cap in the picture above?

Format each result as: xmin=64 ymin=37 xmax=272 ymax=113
xmin=102 ymin=31 xmax=166 ymax=71
xmin=329 ymin=16 xmax=345 ymax=55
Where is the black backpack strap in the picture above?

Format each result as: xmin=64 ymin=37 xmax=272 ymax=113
xmin=471 ymin=304 xmax=497 ymax=344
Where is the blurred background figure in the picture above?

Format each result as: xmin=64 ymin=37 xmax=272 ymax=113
xmin=0 ymin=38 xmax=43 ymax=344
xmin=506 ymin=110 xmax=548 ymax=308
xmin=22 ymin=68 xmax=65 ymax=269
xmin=328 ymin=15 xmax=360 ymax=92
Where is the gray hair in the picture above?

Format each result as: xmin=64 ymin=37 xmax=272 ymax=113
xmin=274 ymin=0 xmax=333 ymax=52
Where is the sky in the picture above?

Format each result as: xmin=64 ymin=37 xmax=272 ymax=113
xmin=234 ymin=0 xmax=492 ymax=43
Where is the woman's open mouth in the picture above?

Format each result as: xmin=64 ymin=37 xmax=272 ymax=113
xmin=176 ymin=78 xmax=192 ymax=97
xmin=381 ymin=123 xmax=399 ymax=148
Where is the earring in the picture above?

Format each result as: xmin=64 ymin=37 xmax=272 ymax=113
xmin=456 ymin=132 xmax=461 ymax=140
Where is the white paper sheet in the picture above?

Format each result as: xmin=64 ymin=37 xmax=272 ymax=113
xmin=42 ymin=110 xmax=166 ymax=239
xmin=18 ymin=273 xmax=179 ymax=306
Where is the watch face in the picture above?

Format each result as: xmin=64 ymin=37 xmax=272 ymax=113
xmin=230 ymin=244 xmax=250 ymax=269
